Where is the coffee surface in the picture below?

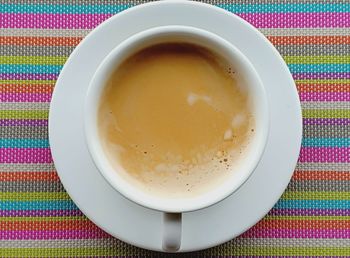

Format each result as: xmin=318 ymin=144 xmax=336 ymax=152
xmin=99 ymin=43 xmax=254 ymax=198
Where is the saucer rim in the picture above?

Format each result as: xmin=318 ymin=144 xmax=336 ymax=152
xmin=49 ymin=0 xmax=302 ymax=252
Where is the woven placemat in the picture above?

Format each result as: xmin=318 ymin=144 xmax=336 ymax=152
xmin=1 ymin=1 xmax=350 ymax=257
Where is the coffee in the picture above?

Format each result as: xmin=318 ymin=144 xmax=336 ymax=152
xmin=98 ymin=43 xmax=254 ymax=198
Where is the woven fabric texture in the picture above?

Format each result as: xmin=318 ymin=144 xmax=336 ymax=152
xmin=1 ymin=1 xmax=350 ymax=257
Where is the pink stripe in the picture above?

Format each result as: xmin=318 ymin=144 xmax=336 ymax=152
xmin=0 ymin=148 xmax=52 ymax=163
xmin=0 ymin=73 xmax=58 ymax=80
xmin=303 ymin=118 xmax=350 ymax=126
xmin=1 ymin=13 xmax=350 ymax=29
xmin=293 ymin=72 xmax=350 ymax=80
xmin=299 ymin=147 xmax=350 ymax=163
xmin=0 ymin=230 xmax=110 ymax=240
xmin=300 ymin=92 xmax=350 ymax=101
xmin=0 ymin=210 xmax=83 ymax=217
xmin=241 ymin=229 xmax=350 ymax=238
xmin=0 ymin=119 xmax=48 ymax=126
xmin=0 ymin=93 xmax=52 ymax=102
xmin=0 ymin=13 xmax=112 ymax=29
xmin=238 ymin=13 xmax=350 ymax=28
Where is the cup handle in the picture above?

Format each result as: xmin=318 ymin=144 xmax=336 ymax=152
xmin=162 ymin=212 xmax=182 ymax=252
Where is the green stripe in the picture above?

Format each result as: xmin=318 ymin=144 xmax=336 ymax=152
xmin=0 ymin=4 xmax=130 ymax=14
xmin=265 ymin=215 xmax=350 ymax=221
xmin=2 ymin=246 xmax=349 ymax=257
xmin=0 ymin=80 xmax=56 ymax=84
xmin=1 ymin=79 xmax=346 ymax=85
xmin=0 ymin=56 xmax=68 ymax=65
xmin=282 ymin=191 xmax=350 ymax=200
xmin=0 ymin=216 xmax=87 ymax=222
xmin=0 ymin=248 xmax=130 ymax=257
xmin=0 ymin=192 xmax=70 ymax=201
xmin=295 ymin=79 xmax=350 ymax=84
xmin=285 ymin=56 xmax=350 ymax=64
xmin=215 ymin=246 xmax=350 ymax=256
xmin=302 ymin=109 xmax=350 ymax=119
xmin=0 ymin=110 xmax=49 ymax=119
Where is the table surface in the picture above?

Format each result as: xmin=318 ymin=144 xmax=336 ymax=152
xmin=1 ymin=1 xmax=350 ymax=257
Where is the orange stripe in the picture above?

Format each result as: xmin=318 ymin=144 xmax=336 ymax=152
xmin=267 ymin=36 xmax=350 ymax=45
xmin=0 ymin=172 xmax=59 ymax=182
xmin=297 ymin=83 xmax=350 ymax=93
xmin=0 ymin=84 xmax=54 ymax=94
xmin=292 ymin=171 xmax=350 ymax=181
xmin=0 ymin=36 xmax=82 ymax=46
xmin=0 ymin=220 xmax=99 ymax=231
xmin=257 ymin=219 xmax=350 ymax=230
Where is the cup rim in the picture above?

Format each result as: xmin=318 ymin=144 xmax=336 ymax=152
xmin=84 ymin=25 xmax=269 ymax=213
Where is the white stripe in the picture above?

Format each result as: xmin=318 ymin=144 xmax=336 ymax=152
xmin=233 ymin=238 xmax=350 ymax=247
xmin=0 ymin=102 xmax=50 ymax=111
xmin=0 ymin=239 xmax=120 ymax=248
xmin=296 ymin=163 xmax=350 ymax=171
xmin=259 ymin=28 xmax=350 ymax=36
xmin=0 ymin=28 xmax=91 ymax=37
xmin=0 ymin=163 xmax=55 ymax=172
xmin=301 ymin=101 xmax=350 ymax=109
xmin=0 ymin=238 xmax=349 ymax=248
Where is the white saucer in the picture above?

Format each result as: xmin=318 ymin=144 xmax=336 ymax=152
xmin=49 ymin=1 xmax=302 ymax=252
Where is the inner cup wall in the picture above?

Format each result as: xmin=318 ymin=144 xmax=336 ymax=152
xmin=86 ymin=27 xmax=268 ymax=213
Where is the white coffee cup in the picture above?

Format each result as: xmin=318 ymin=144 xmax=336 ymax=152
xmin=85 ymin=25 xmax=269 ymax=252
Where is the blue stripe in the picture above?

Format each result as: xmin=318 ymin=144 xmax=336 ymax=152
xmin=0 ymin=139 xmax=49 ymax=148
xmin=288 ymin=64 xmax=350 ymax=73
xmin=0 ymin=4 xmax=130 ymax=14
xmin=0 ymin=64 xmax=350 ymax=73
xmin=3 ymin=200 xmax=348 ymax=211
xmin=0 ymin=64 xmax=62 ymax=74
xmin=218 ymin=4 xmax=350 ymax=13
xmin=1 ymin=4 xmax=350 ymax=14
xmin=2 ymin=64 xmax=350 ymax=74
xmin=274 ymin=200 xmax=350 ymax=209
xmin=2 ymin=138 xmax=347 ymax=148
xmin=0 ymin=201 xmax=78 ymax=211
xmin=302 ymin=138 xmax=350 ymax=147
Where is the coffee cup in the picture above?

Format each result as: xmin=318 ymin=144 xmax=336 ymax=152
xmin=85 ymin=25 xmax=269 ymax=252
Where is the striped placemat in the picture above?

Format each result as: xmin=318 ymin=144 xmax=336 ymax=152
xmin=1 ymin=1 xmax=349 ymax=257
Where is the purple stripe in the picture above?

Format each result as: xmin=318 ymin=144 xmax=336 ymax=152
xmin=2 ymin=13 xmax=350 ymax=29
xmin=242 ymin=229 xmax=350 ymax=238
xmin=0 ymin=119 xmax=48 ymax=126
xmin=300 ymin=92 xmax=350 ymax=101
xmin=269 ymin=209 xmax=350 ymax=216
xmin=0 ymin=230 xmax=110 ymax=239
xmin=0 ymin=210 xmax=83 ymax=217
xmin=0 ymin=93 xmax=52 ymax=102
xmin=0 ymin=148 xmax=52 ymax=163
xmin=299 ymin=147 xmax=350 ymax=163
xmin=303 ymin=118 xmax=350 ymax=126
xmin=0 ymin=13 xmax=111 ymax=29
xmin=238 ymin=13 xmax=350 ymax=28
xmin=0 ymin=73 xmax=58 ymax=80
xmin=293 ymin=73 xmax=350 ymax=80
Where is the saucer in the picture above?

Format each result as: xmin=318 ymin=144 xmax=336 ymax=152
xmin=49 ymin=1 xmax=302 ymax=252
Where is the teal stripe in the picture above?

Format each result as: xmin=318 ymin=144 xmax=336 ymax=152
xmin=4 ymin=200 xmax=348 ymax=211
xmin=2 ymin=64 xmax=350 ymax=74
xmin=302 ymin=138 xmax=350 ymax=147
xmin=218 ymin=4 xmax=350 ymax=13
xmin=0 ymin=64 xmax=62 ymax=74
xmin=0 ymin=4 xmax=130 ymax=14
xmin=0 ymin=139 xmax=49 ymax=148
xmin=1 ymin=4 xmax=350 ymax=14
xmin=0 ymin=201 xmax=78 ymax=210
xmin=274 ymin=200 xmax=350 ymax=209
xmin=288 ymin=64 xmax=350 ymax=73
